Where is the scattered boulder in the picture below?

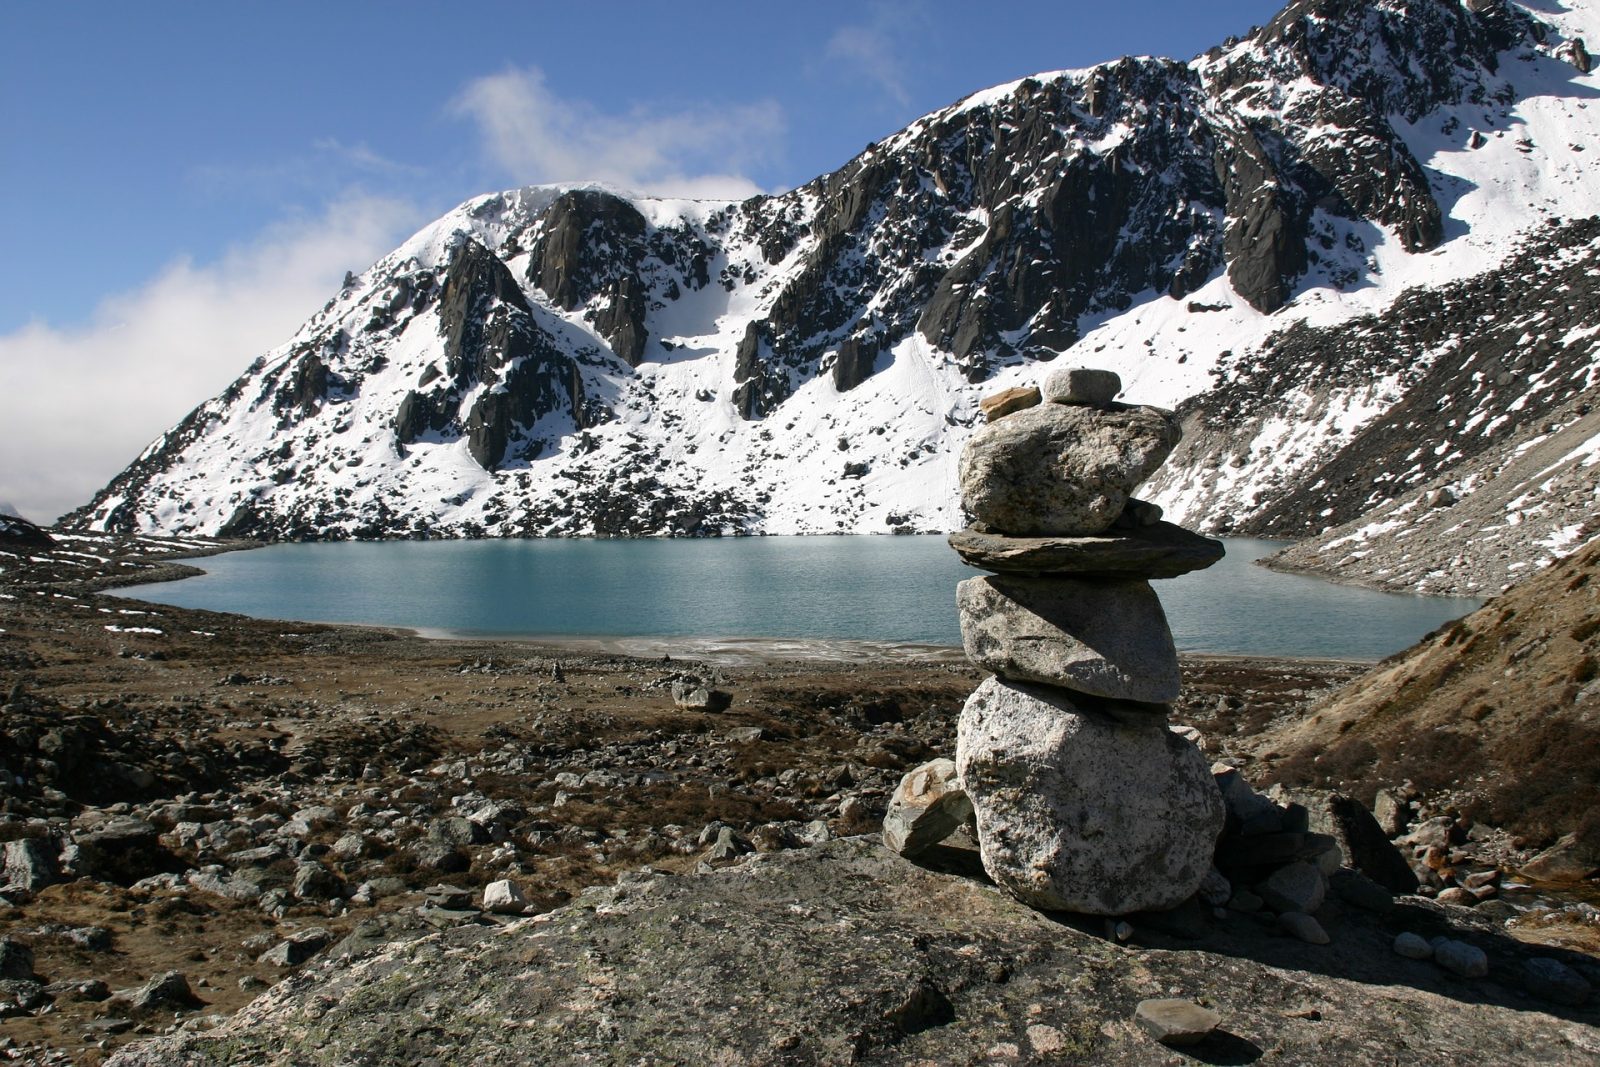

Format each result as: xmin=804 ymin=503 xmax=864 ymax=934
xmin=670 ymin=676 xmax=732 ymax=713
xmin=483 ymin=879 xmax=530 ymax=915
xmin=1290 ymin=790 xmax=1419 ymax=894
xmin=1520 ymin=832 xmax=1600 ymax=882
xmin=257 ymin=929 xmax=333 ymax=968
xmin=2 ymin=837 xmax=60 ymax=893
xmin=119 ymin=971 xmax=203 ymax=1014
xmin=1259 ymin=861 xmax=1326 ymax=915
xmin=1393 ymin=932 xmax=1433 ymax=960
xmin=0 ymin=938 xmax=35 ymax=981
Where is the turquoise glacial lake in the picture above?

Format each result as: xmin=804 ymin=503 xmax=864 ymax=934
xmin=120 ymin=536 xmax=1482 ymax=662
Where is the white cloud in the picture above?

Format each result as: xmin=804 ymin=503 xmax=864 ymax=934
xmin=451 ymin=67 xmax=783 ymax=199
xmin=0 ymin=195 xmax=421 ymax=524
xmin=826 ymin=23 xmax=912 ymax=109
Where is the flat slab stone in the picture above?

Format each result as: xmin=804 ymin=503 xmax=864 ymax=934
xmin=948 ymin=522 xmax=1223 ymax=579
xmin=956 ymin=677 xmax=1224 ymax=916
xmin=958 ymin=403 xmax=1180 ymax=537
xmin=1134 ymin=999 xmax=1222 ymax=1046
xmin=979 ymin=386 xmax=1041 ymax=422
xmin=958 ymin=574 xmax=1180 ymax=703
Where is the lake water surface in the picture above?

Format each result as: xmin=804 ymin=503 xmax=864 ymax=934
xmin=121 ymin=536 xmax=1482 ymax=662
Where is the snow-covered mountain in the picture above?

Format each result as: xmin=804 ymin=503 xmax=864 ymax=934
xmin=69 ymin=0 xmax=1600 ymax=593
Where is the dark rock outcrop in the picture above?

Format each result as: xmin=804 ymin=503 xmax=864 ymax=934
xmin=104 ymin=839 xmax=1600 ymax=1067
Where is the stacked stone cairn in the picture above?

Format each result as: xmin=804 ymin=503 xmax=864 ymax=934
xmin=887 ymin=367 xmax=1229 ymax=916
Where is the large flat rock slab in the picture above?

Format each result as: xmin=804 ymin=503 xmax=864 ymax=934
xmin=104 ymin=838 xmax=1600 ymax=1066
xmin=949 ymin=522 xmax=1225 ymax=578
xmin=957 ymin=677 xmax=1222 ymax=915
xmin=958 ymin=574 xmax=1181 ymax=703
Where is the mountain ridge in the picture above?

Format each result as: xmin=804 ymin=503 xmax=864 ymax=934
xmin=66 ymin=0 xmax=1600 ymax=593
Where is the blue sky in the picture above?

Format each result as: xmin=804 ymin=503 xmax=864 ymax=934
xmin=0 ymin=0 xmax=1282 ymax=520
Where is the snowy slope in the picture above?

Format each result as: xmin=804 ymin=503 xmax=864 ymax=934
xmin=67 ymin=0 xmax=1600 ymax=592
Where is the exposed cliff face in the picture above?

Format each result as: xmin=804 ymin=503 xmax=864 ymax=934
xmin=65 ymin=1 xmax=1600 ymax=584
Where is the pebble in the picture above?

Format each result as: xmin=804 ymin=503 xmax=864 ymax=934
xmin=1431 ymin=938 xmax=1488 ymax=978
xmin=1392 ymin=932 xmax=1433 ymax=960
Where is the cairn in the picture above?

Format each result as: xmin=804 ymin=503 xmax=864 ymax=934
xmin=946 ymin=367 xmax=1226 ymax=915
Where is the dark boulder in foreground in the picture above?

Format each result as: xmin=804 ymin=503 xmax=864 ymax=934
xmin=107 ymin=839 xmax=1598 ymax=1066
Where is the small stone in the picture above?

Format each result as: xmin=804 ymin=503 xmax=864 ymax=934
xmin=1199 ymin=868 xmax=1232 ymax=907
xmin=979 ymin=385 xmax=1042 ymax=421
xmin=256 ymin=928 xmax=332 ymax=968
xmin=1435 ymin=886 xmax=1475 ymax=906
xmin=881 ymin=759 xmax=974 ymax=857
xmin=957 ymin=575 xmax=1180 ymax=703
xmin=1432 ymin=939 xmax=1489 ymax=978
xmin=1227 ymin=889 xmax=1264 ymax=913
xmin=1523 ymin=957 xmax=1591 ymax=1006
xmin=1279 ymin=911 xmax=1330 ymax=944
xmin=482 ymin=879 xmax=529 ymax=915
xmin=1043 ymin=367 xmax=1121 ymax=407
xmin=292 ymin=862 xmax=343 ymax=900
xmin=1372 ymin=788 xmax=1407 ymax=837
xmin=1392 ymin=932 xmax=1432 ymax=959
xmin=122 ymin=971 xmax=203 ymax=1012
xmin=958 ymin=402 xmax=1181 ymax=536
xmin=1259 ymin=862 xmax=1326 ymax=915
xmin=1134 ymin=998 xmax=1221 ymax=1047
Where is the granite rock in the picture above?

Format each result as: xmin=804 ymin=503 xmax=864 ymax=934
xmin=1043 ymin=367 xmax=1121 ymax=407
xmin=955 ymin=677 xmax=1223 ymax=915
xmin=947 ymin=522 xmax=1224 ymax=579
xmin=957 ymin=574 xmax=1180 ymax=703
xmin=958 ymin=403 xmax=1181 ymax=536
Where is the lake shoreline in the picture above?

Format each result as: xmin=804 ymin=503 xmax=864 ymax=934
xmin=108 ymin=531 xmax=1480 ymax=663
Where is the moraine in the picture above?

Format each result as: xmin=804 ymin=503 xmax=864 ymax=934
xmin=117 ymin=536 xmax=1480 ymax=661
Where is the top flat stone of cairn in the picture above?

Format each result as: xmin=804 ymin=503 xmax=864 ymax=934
xmin=959 ymin=403 xmax=1181 ymax=537
xmin=1043 ymin=367 xmax=1120 ymax=407
xmin=948 ymin=522 xmax=1224 ymax=579
xmin=980 ymin=386 xmax=1042 ymax=422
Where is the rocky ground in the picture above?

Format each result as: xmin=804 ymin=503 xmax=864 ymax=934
xmin=1 ymin=526 xmax=1596 ymax=1064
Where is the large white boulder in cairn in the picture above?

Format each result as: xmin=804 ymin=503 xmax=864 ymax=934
xmin=955 ymin=677 xmax=1224 ymax=915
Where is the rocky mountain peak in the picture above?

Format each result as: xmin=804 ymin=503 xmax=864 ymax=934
xmin=66 ymin=0 xmax=1600 ymax=583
